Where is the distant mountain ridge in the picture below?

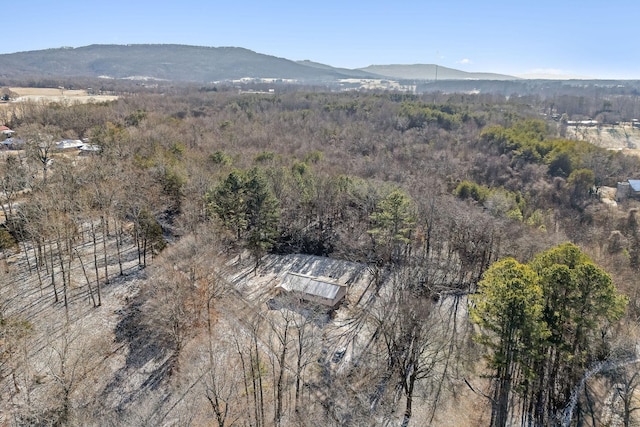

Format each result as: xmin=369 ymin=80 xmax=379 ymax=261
xmin=358 ymin=64 xmax=519 ymax=81
xmin=295 ymin=60 xmax=384 ymax=79
xmin=0 ymin=44 xmax=371 ymax=83
xmin=0 ymin=44 xmax=518 ymax=83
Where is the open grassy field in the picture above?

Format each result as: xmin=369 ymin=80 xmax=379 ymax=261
xmin=0 ymin=87 xmax=118 ymax=121
xmin=6 ymin=86 xmax=119 ymax=103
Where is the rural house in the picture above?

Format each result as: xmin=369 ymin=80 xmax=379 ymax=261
xmin=0 ymin=126 xmax=14 ymax=137
xmin=276 ymin=272 xmax=347 ymax=308
xmin=1 ymin=138 xmax=24 ymax=149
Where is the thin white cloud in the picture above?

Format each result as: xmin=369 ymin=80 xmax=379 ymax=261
xmin=457 ymin=58 xmax=473 ymax=65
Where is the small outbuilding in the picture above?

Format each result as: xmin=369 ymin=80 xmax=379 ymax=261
xmin=277 ymin=272 xmax=347 ymax=308
xmin=630 ymin=180 xmax=640 ymax=197
xmin=617 ymin=180 xmax=640 ymax=201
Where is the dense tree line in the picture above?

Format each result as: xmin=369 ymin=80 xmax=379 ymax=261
xmin=471 ymin=244 xmax=628 ymax=426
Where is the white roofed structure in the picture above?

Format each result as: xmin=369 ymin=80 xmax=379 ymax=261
xmin=277 ymin=272 xmax=347 ymax=308
xmin=56 ymin=139 xmax=84 ymax=150
xmin=1 ymin=138 xmax=25 ymax=149
xmin=79 ymin=144 xmax=101 ymax=153
xmin=0 ymin=126 xmax=14 ymax=136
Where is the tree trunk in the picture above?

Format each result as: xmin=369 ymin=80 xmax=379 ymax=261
xmin=20 ymin=238 xmax=31 ymax=274
xmin=401 ymin=394 xmax=413 ymax=427
xmin=49 ymin=241 xmax=58 ymax=303
xmin=252 ymin=332 xmax=265 ymax=427
xmin=235 ymin=338 xmax=254 ymax=427
xmin=133 ymin=218 xmax=142 ymax=266
xmin=90 ymin=222 xmax=102 ymax=306
xmin=75 ymin=248 xmax=96 ymax=307
xmin=275 ymin=324 xmax=289 ymax=426
xmin=249 ymin=347 xmax=261 ymax=427
xmin=295 ymin=327 xmax=304 ymax=410
xmin=55 ymin=238 xmax=69 ymax=323
xmin=115 ymin=219 xmax=123 ymax=276
xmin=142 ymin=236 xmax=147 ymax=267
xmin=100 ymin=215 xmax=109 ymax=284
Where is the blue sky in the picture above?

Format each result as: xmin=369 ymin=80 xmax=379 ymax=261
xmin=5 ymin=0 xmax=639 ymax=79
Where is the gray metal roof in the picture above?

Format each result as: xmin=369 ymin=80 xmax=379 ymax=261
xmin=1 ymin=138 xmax=24 ymax=145
xmin=279 ymin=272 xmax=344 ymax=300
xmin=56 ymin=139 xmax=84 ymax=149
xmin=629 ymin=180 xmax=640 ymax=192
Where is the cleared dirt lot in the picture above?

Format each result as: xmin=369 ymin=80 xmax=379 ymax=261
xmin=565 ymin=123 xmax=640 ymax=156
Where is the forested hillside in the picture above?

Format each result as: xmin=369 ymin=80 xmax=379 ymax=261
xmin=0 ymin=86 xmax=639 ymax=426
xmin=0 ymin=45 xmax=375 ymax=83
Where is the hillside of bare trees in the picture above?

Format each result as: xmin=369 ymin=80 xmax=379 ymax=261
xmin=0 ymin=86 xmax=639 ymax=426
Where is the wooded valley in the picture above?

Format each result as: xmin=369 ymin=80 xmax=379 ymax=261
xmin=0 ymin=83 xmax=639 ymax=426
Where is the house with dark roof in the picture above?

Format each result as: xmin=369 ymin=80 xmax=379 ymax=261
xmin=629 ymin=180 xmax=640 ymax=198
xmin=276 ymin=272 xmax=347 ymax=308
xmin=616 ymin=179 xmax=640 ymax=201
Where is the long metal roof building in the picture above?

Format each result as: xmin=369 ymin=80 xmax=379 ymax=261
xmin=277 ymin=272 xmax=347 ymax=308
